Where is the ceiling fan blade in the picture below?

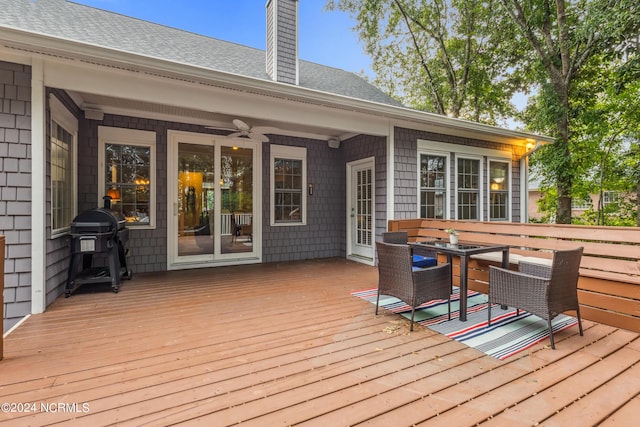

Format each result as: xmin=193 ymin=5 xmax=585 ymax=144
xmin=252 ymin=126 xmax=278 ymax=134
xmin=252 ymin=133 xmax=270 ymax=142
xmin=227 ymin=132 xmax=243 ymax=139
xmin=232 ymin=119 xmax=251 ymax=131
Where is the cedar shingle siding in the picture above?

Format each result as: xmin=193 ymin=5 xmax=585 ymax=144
xmin=1 ymin=61 xmax=32 ymax=332
xmin=393 ymin=127 xmax=523 ymax=221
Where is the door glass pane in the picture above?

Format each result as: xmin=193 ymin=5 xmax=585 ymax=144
xmin=221 ymin=146 xmax=253 ymax=254
xmin=356 ymin=168 xmax=372 ymax=246
xmin=178 ymin=143 xmax=215 ymax=256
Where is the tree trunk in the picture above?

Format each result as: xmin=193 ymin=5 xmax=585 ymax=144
xmin=553 ymin=80 xmax=573 ymax=224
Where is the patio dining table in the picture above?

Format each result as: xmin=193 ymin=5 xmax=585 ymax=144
xmin=410 ymin=240 xmax=510 ymax=321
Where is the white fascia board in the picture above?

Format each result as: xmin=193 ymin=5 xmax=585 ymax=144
xmin=0 ymin=47 xmax=31 ymax=65
xmin=1 ymin=27 xmax=552 ymax=145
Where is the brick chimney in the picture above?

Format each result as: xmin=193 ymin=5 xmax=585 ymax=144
xmin=266 ymin=0 xmax=298 ymax=85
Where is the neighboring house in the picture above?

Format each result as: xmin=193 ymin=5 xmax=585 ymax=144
xmin=529 ymin=185 xmax=631 ymax=222
xmin=0 ymin=0 xmax=553 ymax=332
xmin=528 ymin=173 xmax=634 ymax=222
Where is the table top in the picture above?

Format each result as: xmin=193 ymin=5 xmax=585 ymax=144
xmin=411 ymin=240 xmax=509 ymax=256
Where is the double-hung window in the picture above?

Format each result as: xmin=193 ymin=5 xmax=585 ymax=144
xmin=50 ymin=95 xmax=77 ymax=236
xmin=418 ymin=140 xmax=512 ymax=221
xmin=603 ymin=191 xmax=619 ymax=206
xmin=489 ymin=160 xmax=510 ymax=221
xmin=270 ymin=145 xmax=307 ymax=225
xmin=572 ymin=197 xmax=593 ymax=210
xmin=98 ymin=127 xmax=156 ymax=228
xmin=419 ymin=154 xmax=447 ymax=218
xmin=457 ymin=158 xmax=481 ymax=220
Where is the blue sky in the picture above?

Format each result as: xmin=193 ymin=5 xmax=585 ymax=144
xmin=72 ymin=0 xmax=373 ymax=76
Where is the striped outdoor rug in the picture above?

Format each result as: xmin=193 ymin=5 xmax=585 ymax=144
xmin=351 ymin=288 xmax=578 ymax=360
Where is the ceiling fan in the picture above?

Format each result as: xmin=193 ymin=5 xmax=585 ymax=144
xmin=205 ymin=119 xmax=271 ymax=142
xmin=227 ymin=119 xmax=270 ymax=142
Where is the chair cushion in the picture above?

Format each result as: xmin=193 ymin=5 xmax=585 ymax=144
xmin=412 ymin=255 xmax=437 ymax=268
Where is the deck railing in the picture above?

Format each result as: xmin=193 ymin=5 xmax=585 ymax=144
xmin=388 ymin=219 xmax=640 ymax=333
xmin=220 ymin=213 xmax=252 ymax=236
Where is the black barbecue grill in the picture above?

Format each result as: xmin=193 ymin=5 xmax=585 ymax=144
xmin=65 ymin=201 xmax=132 ymax=297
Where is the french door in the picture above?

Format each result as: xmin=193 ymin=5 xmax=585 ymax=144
xmin=168 ymin=131 xmax=260 ymax=269
xmin=347 ymin=158 xmax=375 ymax=264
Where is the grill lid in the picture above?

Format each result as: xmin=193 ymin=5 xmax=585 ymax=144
xmin=71 ymin=208 xmax=126 ymax=233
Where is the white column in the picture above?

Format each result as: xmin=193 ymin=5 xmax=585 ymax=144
xmin=386 ymin=123 xmax=395 ymax=225
xmin=520 ymin=154 xmax=529 ymax=223
xmin=31 ymin=59 xmax=47 ymax=314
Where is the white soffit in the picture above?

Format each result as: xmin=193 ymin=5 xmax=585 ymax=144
xmin=41 ymin=59 xmax=391 ymax=137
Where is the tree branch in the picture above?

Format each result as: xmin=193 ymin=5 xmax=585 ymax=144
xmin=499 ymin=0 xmax=563 ymax=83
xmin=393 ymin=0 xmax=447 ymax=114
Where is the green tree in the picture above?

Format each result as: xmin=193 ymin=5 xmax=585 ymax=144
xmin=495 ymin=0 xmax=640 ymax=223
xmin=328 ymin=0 xmax=640 ymax=225
xmin=525 ymin=35 xmax=640 ymax=225
xmin=327 ymin=0 xmax=517 ymax=125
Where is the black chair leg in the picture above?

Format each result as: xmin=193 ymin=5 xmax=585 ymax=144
xmin=548 ymin=318 xmax=555 ymax=349
xmin=487 ymin=302 xmax=492 ymax=326
xmin=576 ymin=307 xmax=584 ymax=336
xmin=375 ymin=291 xmax=380 ymax=315
xmin=410 ymin=308 xmax=415 ymax=331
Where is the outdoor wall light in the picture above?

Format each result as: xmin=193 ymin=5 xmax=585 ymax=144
xmin=327 ymin=138 xmax=340 ymax=149
xmin=84 ymin=108 xmax=104 ymax=121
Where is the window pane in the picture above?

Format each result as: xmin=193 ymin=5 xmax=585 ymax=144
xmin=51 ymin=120 xmax=74 ymax=232
xmin=420 ymin=154 xmax=446 ymax=219
xmin=106 ymin=143 xmax=152 ymax=225
xmin=274 ymin=157 xmax=303 ymax=223
xmin=489 ymin=161 xmax=509 ymax=221
xmin=457 ymin=158 xmax=479 ymax=220
xmin=490 ymin=192 xmax=507 ymax=220
xmin=490 ymin=162 xmax=508 ymax=191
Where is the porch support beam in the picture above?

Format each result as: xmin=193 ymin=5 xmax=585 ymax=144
xmin=386 ymin=124 xmax=395 ymax=225
xmin=31 ymin=58 xmax=47 ymax=314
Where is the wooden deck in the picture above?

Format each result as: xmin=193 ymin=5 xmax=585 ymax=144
xmin=1 ymin=258 xmax=639 ymax=426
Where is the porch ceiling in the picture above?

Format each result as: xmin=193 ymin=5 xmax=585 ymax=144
xmin=69 ymin=90 xmax=359 ymax=142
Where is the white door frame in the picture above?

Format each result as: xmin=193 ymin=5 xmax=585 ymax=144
xmin=346 ymin=157 xmax=376 ymax=265
xmin=167 ymin=130 xmax=262 ymax=270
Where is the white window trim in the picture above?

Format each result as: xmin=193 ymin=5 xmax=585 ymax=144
xmin=487 ymin=158 xmax=512 ymax=221
xmin=49 ymin=95 xmax=78 ymax=238
xmin=98 ymin=126 xmax=157 ymax=229
xmin=418 ymin=139 xmax=512 ymax=159
xmin=603 ymin=191 xmax=619 ymax=206
xmin=455 ymin=155 xmax=484 ymax=221
xmin=416 ymin=150 xmax=451 ymax=219
xmin=418 ymin=140 xmax=513 ymax=221
xmin=270 ymin=144 xmax=307 ymax=226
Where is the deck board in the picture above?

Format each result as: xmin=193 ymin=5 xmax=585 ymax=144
xmin=0 ymin=258 xmax=638 ymax=426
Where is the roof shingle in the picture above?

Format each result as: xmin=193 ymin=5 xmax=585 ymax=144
xmin=1 ymin=0 xmax=403 ymax=107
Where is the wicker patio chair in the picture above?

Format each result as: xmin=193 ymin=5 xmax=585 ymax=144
xmin=488 ymin=247 xmax=584 ymax=349
xmin=382 ymin=231 xmax=437 ymax=268
xmin=375 ymin=241 xmax=452 ymax=331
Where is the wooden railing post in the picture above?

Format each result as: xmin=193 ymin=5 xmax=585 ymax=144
xmin=1 ymin=235 xmax=4 ymax=361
